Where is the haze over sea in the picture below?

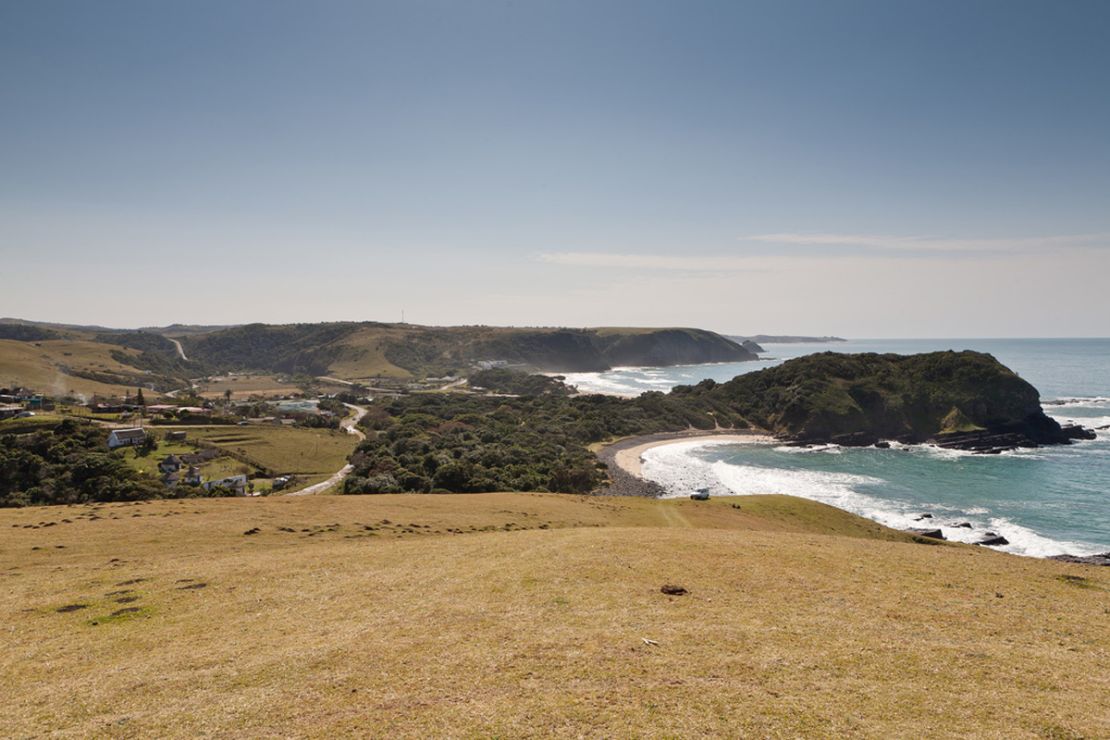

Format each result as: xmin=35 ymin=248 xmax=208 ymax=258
xmin=565 ymin=339 xmax=1110 ymax=558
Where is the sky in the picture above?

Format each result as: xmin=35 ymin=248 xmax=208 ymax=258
xmin=2 ymin=0 xmax=1109 ymax=337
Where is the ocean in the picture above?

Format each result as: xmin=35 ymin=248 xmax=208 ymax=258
xmin=565 ymin=339 xmax=1110 ymax=558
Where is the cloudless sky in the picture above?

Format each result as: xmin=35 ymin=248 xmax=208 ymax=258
xmin=2 ymin=0 xmax=1109 ymax=336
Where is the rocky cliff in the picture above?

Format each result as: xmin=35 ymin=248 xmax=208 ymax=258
xmin=691 ymin=351 xmax=1094 ymax=452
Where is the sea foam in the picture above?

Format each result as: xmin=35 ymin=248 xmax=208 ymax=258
xmin=639 ymin=440 xmax=1108 ymax=558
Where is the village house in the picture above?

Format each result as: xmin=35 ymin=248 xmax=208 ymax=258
xmin=107 ymin=427 xmax=147 ymax=449
xmin=202 ymin=474 xmax=249 ymax=495
xmin=158 ymin=455 xmax=182 ymax=475
xmin=183 ymin=466 xmax=202 ymax=486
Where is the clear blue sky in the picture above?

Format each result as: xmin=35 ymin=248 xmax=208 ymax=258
xmin=3 ymin=0 xmax=1108 ymax=336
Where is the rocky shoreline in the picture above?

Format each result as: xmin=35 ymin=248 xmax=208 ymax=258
xmin=778 ymin=421 xmax=1097 ymax=455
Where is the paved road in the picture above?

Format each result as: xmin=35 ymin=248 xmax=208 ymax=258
xmin=167 ymin=337 xmax=188 ymax=361
xmin=286 ymin=404 xmax=367 ymax=496
xmin=317 ymin=376 xmax=355 ymax=386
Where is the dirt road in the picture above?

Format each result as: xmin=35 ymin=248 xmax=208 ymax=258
xmin=286 ymin=404 xmax=367 ymax=496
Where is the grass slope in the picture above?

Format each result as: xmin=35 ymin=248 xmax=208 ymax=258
xmin=2 ymin=494 xmax=1106 ymax=737
xmin=0 ymin=339 xmax=151 ymax=397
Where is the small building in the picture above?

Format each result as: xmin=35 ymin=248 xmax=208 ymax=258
xmin=165 ymin=430 xmax=187 ymax=442
xmin=161 ymin=471 xmax=181 ymax=487
xmin=181 ymin=448 xmax=220 ymax=465
xmin=183 ymin=466 xmax=202 ymax=486
xmin=107 ymin=428 xmax=147 ymax=449
xmin=202 ymin=474 xmax=249 ymax=495
xmin=158 ymin=455 xmax=182 ymax=474
xmin=0 ymin=404 xmax=23 ymax=420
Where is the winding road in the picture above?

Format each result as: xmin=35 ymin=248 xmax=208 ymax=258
xmin=167 ymin=337 xmax=188 ymax=361
xmin=286 ymin=403 xmax=367 ymax=496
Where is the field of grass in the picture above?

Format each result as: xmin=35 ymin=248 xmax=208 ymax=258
xmin=2 ymin=493 xmax=1107 ymax=737
xmin=183 ymin=425 xmax=358 ymax=486
xmin=194 ymin=373 xmax=299 ymax=400
xmin=0 ymin=338 xmax=148 ymax=397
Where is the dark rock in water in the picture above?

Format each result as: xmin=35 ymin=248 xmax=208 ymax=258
xmin=954 ymin=522 xmax=973 ymax=529
xmin=1050 ymin=552 xmax=1110 ymax=566
xmin=829 ymin=431 xmax=880 ymax=447
xmin=977 ymin=535 xmax=1010 ymax=546
xmin=930 ymin=421 xmax=1096 ymax=454
xmin=661 ymin=584 xmax=688 ymax=596
xmin=909 ymin=528 xmax=945 ymax=540
xmin=914 ymin=514 xmax=933 ymax=521
xmin=1061 ymin=424 xmax=1097 ymax=440
xmin=874 ymin=441 xmax=891 ymax=449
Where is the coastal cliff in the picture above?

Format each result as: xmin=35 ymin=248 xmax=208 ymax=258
xmin=691 ymin=351 xmax=1094 ymax=451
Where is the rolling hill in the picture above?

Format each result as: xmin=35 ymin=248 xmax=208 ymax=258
xmin=0 ymin=319 xmax=758 ymax=394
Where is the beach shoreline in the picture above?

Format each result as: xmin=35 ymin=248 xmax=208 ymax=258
xmin=596 ymin=429 xmax=774 ymax=497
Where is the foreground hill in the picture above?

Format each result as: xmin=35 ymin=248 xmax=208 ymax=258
xmin=1 ymin=493 xmax=1106 ymax=737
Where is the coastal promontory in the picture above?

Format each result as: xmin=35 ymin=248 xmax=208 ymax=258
xmin=686 ymin=350 xmax=1094 ymax=451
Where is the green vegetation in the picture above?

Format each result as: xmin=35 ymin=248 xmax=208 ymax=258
xmin=183 ymin=322 xmax=756 ymax=377
xmin=0 ymin=324 xmax=61 ymax=341
xmin=181 ymin=323 xmax=362 ymax=376
xmin=94 ymin=331 xmax=200 ymax=382
xmin=346 ymin=351 xmax=1069 ymax=494
xmin=690 ymin=350 xmax=1056 ymax=444
xmin=468 ymin=368 xmax=572 ymax=395
xmin=0 ymin=420 xmax=220 ymax=507
xmin=0 ymin=318 xmax=756 ymax=392
xmin=345 ymin=388 xmax=743 ymax=494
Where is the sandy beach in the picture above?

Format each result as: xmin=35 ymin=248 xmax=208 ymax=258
xmin=596 ymin=429 xmax=775 ymax=496
xmin=614 ymin=432 xmax=774 ymax=477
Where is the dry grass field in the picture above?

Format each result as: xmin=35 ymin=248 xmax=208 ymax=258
xmin=2 ymin=493 xmax=1107 ymax=738
xmin=194 ymin=373 xmax=298 ymax=400
xmin=182 ymin=425 xmax=357 ymax=484
xmin=0 ymin=338 xmax=146 ymax=397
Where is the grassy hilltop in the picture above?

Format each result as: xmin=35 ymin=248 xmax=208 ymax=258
xmin=2 ymin=493 xmax=1107 ymax=737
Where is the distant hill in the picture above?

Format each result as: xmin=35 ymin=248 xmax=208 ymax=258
xmin=729 ymin=334 xmax=847 ymax=344
xmin=181 ymin=323 xmax=758 ymax=377
xmin=0 ymin=318 xmax=757 ymax=394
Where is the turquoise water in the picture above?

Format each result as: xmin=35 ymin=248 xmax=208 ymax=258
xmin=568 ymin=339 xmax=1110 ymax=557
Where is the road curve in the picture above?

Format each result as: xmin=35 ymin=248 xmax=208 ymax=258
xmin=286 ymin=404 xmax=367 ymax=496
xmin=167 ymin=337 xmax=188 ymax=361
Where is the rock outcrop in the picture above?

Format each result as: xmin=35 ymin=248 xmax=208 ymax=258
xmin=1050 ymin=552 xmax=1110 ymax=566
xmin=689 ymin=351 xmax=1096 ymax=453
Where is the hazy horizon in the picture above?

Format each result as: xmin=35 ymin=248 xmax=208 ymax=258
xmin=4 ymin=1 xmax=1109 ymax=336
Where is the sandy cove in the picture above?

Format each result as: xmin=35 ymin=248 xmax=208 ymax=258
xmin=596 ymin=429 xmax=775 ymax=497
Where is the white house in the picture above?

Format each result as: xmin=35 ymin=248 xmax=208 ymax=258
xmin=107 ymin=428 xmax=147 ymax=449
xmin=202 ymin=474 xmax=249 ymax=495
